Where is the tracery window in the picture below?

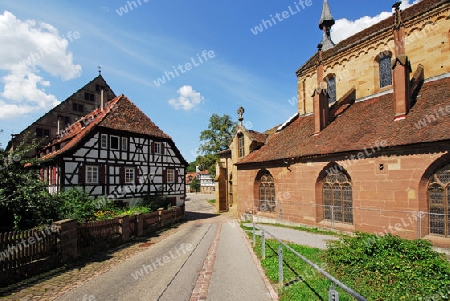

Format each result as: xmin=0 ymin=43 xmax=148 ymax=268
xmin=259 ymin=173 xmax=275 ymax=212
xmin=428 ymin=165 xmax=450 ymax=237
xmin=379 ymin=55 xmax=393 ymax=88
xmin=238 ymin=133 xmax=245 ymax=157
xmin=326 ymin=75 xmax=336 ymax=104
xmin=323 ymin=171 xmax=353 ymax=224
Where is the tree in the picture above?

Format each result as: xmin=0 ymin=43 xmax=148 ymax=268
xmin=187 ymin=160 xmax=199 ymax=172
xmin=0 ymin=133 xmax=60 ymax=230
xmin=197 ymin=114 xmax=237 ymax=174
xmin=190 ymin=177 xmax=200 ymax=192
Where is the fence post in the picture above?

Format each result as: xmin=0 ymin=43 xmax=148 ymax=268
xmin=253 ymin=222 xmax=256 ymax=247
xmin=278 ymin=244 xmax=283 ymax=287
xmin=53 ymin=219 xmax=78 ymax=261
xmin=136 ymin=214 xmax=144 ymax=237
xmin=329 ymin=284 xmax=339 ymax=301
xmin=261 ymin=230 xmax=266 ymax=260
xmin=118 ymin=215 xmax=130 ymax=242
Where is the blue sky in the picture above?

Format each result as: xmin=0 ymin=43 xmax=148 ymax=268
xmin=0 ymin=0 xmax=419 ymax=162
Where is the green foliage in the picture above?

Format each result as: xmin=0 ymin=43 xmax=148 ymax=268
xmin=187 ymin=160 xmax=198 ymax=172
xmin=56 ymin=188 xmax=98 ymax=222
xmin=190 ymin=177 xmax=200 ymax=192
xmin=324 ymin=232 xmax=450 ymax=300
xmin=0 ymin=133 xmax=60 ymax=230
xmin=141 ymin=192 xmax=171 ymax=211
xmin=197 ymin=113 xmax=237 ymax=174
xmin=247 ymin=232 xmax=353 ymax=300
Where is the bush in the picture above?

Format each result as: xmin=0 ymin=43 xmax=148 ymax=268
xmin=141 ymin=193 xmax=171 ymax=211
xmin=56 ymin=188 xmax=99 ymax=222
xmin=324 ymin=232 xmax=450 ymax=300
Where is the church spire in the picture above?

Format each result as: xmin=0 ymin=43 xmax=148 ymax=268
xmin=318 ymin=0 xmax=335 ymax=51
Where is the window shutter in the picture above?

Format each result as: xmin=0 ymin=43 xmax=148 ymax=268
xmin=175 ymin=170 xmax=179 ymax=183
xmin=100 ymin=165 xmax=106 ymax=185
xmin=120 ymin=166 xmax=125 ymax=184
xmin=161 ymin=143 xmax=165 ymax=155
xmin=151 ymin=142 xmax=155 ymax=154
xmin=135 ymin=167 xmax=140 ymax=185
xmin=79 ymin=164 xmax=85 ymax=184
xmin=162 ymin=169 xmax=167 ymax=183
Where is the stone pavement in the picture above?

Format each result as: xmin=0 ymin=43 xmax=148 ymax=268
xmin=0 ymin=224 xmax=189 ymax=301
xmin=244 ymin=223 xmax=339 ymax=250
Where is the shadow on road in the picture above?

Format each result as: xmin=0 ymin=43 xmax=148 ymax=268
xmin=185 ymin=211 xmax=219 ymax=221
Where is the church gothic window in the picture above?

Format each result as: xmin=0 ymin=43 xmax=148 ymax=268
xmin=323 ymin=170 xmax=353 ymax=224
xmin=326 ymin=75 xmax=336 ymax=104
xmin=238 ymin=133 xmax=245 ymax=157
xmin=259 ymin=173 xmax=275 ymax=212
xmin=379 ymin=55 xmax=393 ymax=88
xmin=428 ymin=165 xmax=450 ymax=237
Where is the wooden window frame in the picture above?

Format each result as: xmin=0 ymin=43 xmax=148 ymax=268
xmin=110 ymin=135 xmax=119 ymax=150
xmin=86 ymin=165 xmax=99 ymax=184
xmin=101 ymin=134 xmax=108 ymax=149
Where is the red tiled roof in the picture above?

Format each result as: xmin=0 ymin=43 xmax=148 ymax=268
xmin=237 ymin=76 xmax=450 ymax=165
xmin=296 ymin=0 xmax=449 ymax=76
xmin=40 ymin=95 xmax=172 ymax=161
xmin=247 ymin=130 xmax=267 ymax=144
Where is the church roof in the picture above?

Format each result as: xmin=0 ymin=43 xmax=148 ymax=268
xmin=40 ymin=95 xmax=181 ymax=161
xmin=297 ymin=0 xmax=448 ymax=76
xmin=236 ymin=76 xmax=450 ymax=165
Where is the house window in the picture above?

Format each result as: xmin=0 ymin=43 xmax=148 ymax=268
xmin=154 ymin=142 xmax=161 ymax=154
xmin=110 ymin=136 xmax=119 ymax=150
xmin=64 ymin=116 xmax=71 ymax=125
xmin=121 ymin=137 xmax=128 ymax=151
xmin=259 ymin=173 xmax=275 ymax=212
xmin=36 ymin=128 xmax=50 ymax=137
xmin=125 ymin=167 xmax=135 ymax=184
xmin=73 ymin=103 xmax=84 ymax=113
xmin=323 ymin=170 xmax=353 ymax=224
xmin=379 ymin=55 xmax=393 ymax=88
xmin=238 ymin=133 xmax=245 ymax=157
xmin=84 ymin=92 xmax=95 ymax=102
xmin=95 ymin=84 xmax=105 ymax=92
xmin=86 ymin=166 xmax=99 ymax=184
xmin=428 ymin=165 xmax=450 ymax=237
xmin=326 ymin=75 xmax=336 ymax=104
xmin=101 ymin=134 xmax=107 ymax=148
xmin=167 ymin=169 xmax=175 ymax=183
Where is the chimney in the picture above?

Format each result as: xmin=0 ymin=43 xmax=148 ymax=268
xmin=392 ymin=2 xmax=412 ymax=120
xmin=313 ymin=44 xmax=330 ymax=134
xmin=100 ymin=89 xmax=104 ymax=111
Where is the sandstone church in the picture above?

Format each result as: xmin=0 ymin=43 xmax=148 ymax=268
xmin=217 ymin=0 xmax=450 ymax=248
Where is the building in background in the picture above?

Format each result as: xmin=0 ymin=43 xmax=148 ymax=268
xmin=7 ymin=74 xmax=116 ymax=156
xmin=236 ymin=0 xmax=450 ymax=248
xmin=39 ymin=94 xmax=187 ymax=207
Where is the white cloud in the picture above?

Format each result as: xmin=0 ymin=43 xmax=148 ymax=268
xmin=0 ymin=10 xmax=82 ymax=120
xmin=331 ymin=0 xmax=421 ymax=44
xmin=168 ymin=85 xmax=204 ymax=111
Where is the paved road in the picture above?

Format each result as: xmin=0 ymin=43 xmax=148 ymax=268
xmin=54 ymin=194 xmax=275 ymax=301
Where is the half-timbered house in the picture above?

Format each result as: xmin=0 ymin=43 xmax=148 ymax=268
xmin=39 ymin=94 xmax=188 ymax=207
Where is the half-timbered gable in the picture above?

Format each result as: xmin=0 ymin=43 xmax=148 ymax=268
xmin=40 ymin=95 xmax=187 ymax=207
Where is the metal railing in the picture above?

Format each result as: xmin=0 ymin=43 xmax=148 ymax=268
xmin=252 ymin=223 xmax=368 ymax=301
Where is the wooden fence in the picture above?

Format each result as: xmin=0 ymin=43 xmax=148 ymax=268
xmin=0 ymin=227 xmax=59 ymax=285
xmin=0 ymin=206 xmax=185 ymax=287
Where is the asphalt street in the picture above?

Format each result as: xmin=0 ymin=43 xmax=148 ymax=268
xmin=54 ymin=193 xmax=274 ymax=301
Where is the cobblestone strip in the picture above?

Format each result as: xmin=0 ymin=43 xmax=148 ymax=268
xmin=189 ymin=223 xmax=222 ymax=301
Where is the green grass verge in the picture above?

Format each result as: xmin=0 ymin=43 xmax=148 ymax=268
xmin=246 ymin=227 xmax=450 ymax=301
xmin=249 ymin=233 xmax=355 ymax=300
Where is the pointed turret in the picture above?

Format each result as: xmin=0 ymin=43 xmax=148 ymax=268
xmin=319 ymin=0 xmax=335 ymax=51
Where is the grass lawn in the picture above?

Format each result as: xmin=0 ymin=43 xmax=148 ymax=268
xmin=245 ymin=227 xmax=450 ymax=301
xmin=207 ymin=199 xmax=216 ymax=206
